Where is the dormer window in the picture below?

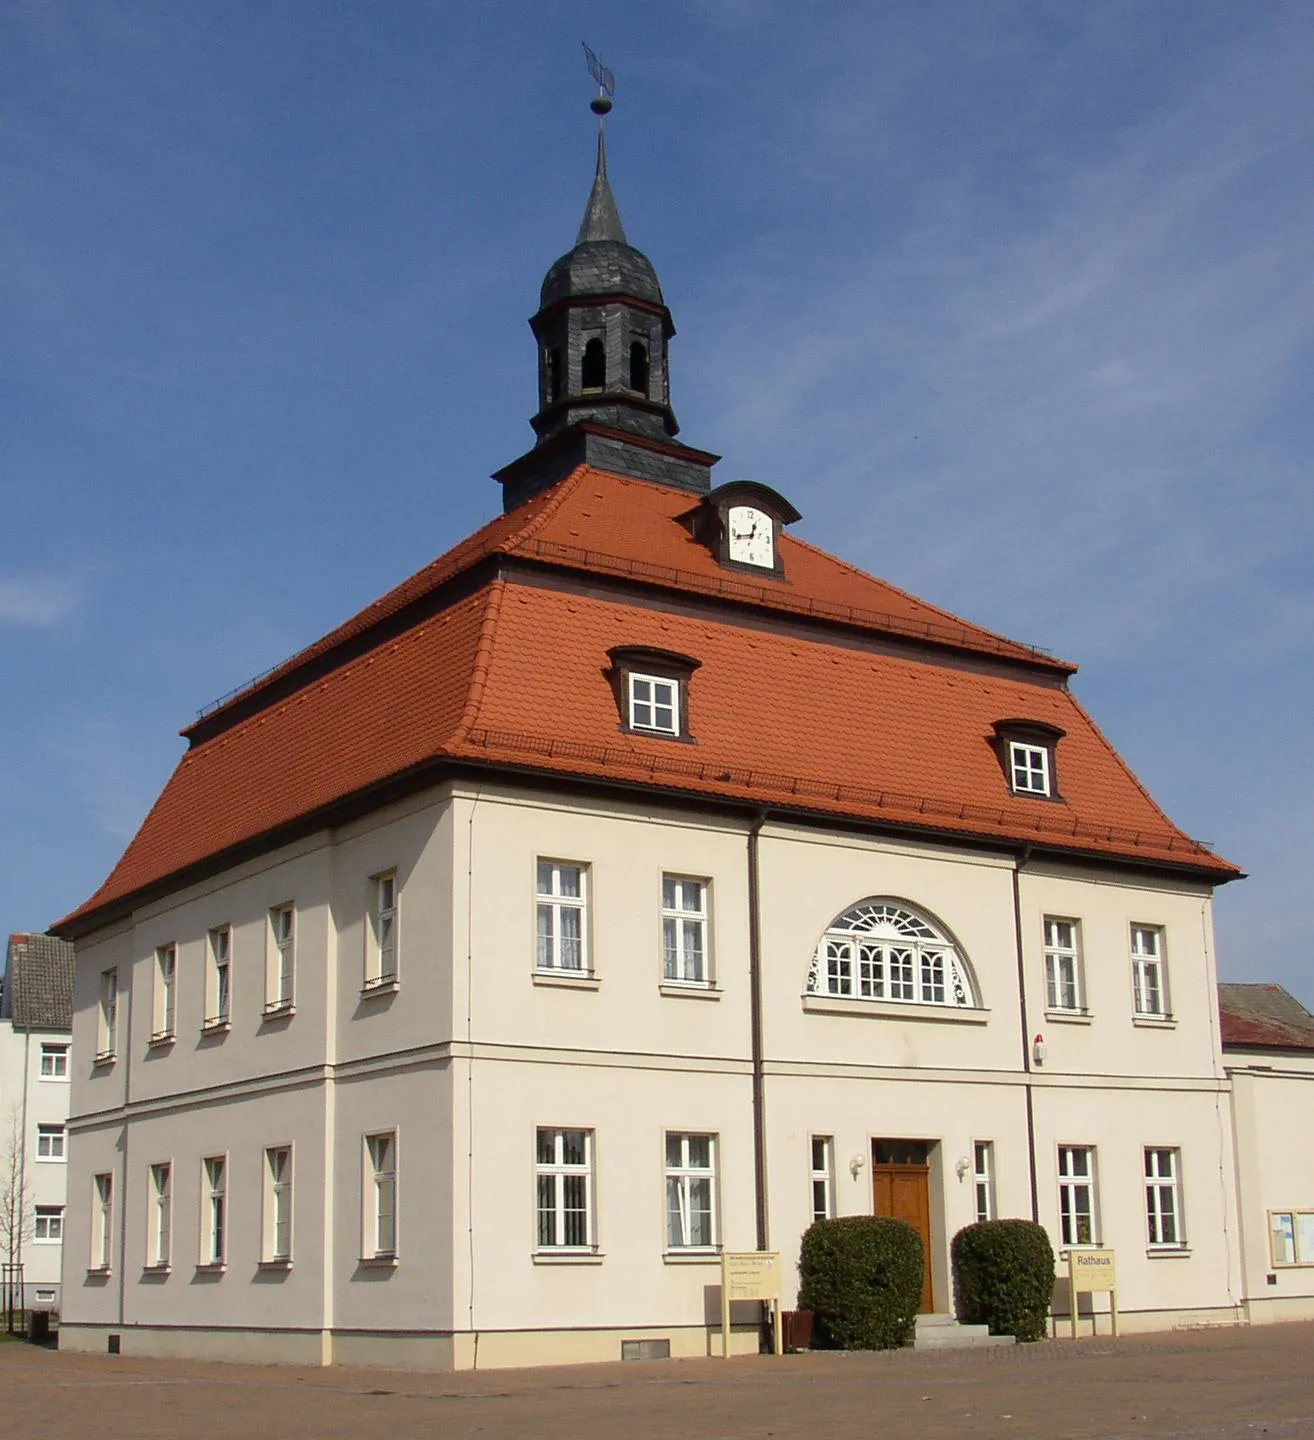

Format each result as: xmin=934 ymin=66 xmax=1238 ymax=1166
xmin=607 ymin=647 xmax=700 ymax=742
xmin=993 ymin=720 xmax=1065 ymax=800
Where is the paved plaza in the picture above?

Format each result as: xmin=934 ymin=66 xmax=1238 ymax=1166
xmin=2 ymin=1322 xmax=1313 ymax=1440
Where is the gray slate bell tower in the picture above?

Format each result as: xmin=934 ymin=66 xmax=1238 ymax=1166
xmin=495 ymin=112 xmax=718 ymax=511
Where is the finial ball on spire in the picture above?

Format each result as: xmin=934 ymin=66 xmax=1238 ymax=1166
xmin=590 ymin=94 xmax=613 ymax=116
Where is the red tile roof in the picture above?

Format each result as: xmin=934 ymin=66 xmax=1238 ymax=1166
xmin=1219 ymin=984 xmax=1314 ymax=1051
xmin=59 ymin=468 xmax=1236 ymax=933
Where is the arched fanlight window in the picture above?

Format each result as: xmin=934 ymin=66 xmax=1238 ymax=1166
xmin=629 ymin=340 xmax=650 ymax=395
xmin=806 ymin=900 xmax=977 ymax=1008
xmin=581 ymin=337 xmax=606 ymax=390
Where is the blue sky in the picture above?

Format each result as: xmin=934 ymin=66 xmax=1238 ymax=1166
xmin=2 ymin=3 xmax=1311 ymax=1004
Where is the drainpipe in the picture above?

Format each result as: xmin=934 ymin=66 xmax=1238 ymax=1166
xmin=747 ymin=809 xmax=770 ymax=1251
xmin=1011 ymin=846 xmax=1039 ymax=1223
xmin=18 ymin=1030 xmax=31 ymax=1309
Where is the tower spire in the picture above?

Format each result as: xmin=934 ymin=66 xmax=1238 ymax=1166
xmin=576 ymin=129 xmax=627 ymax=246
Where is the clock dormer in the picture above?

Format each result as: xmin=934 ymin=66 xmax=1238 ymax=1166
xmin=689 ymin=481 xmax=802 ymax=578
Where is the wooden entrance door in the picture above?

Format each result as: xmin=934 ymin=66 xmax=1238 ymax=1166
xmin=872 ymin=1140 xmax=934 ymax=1313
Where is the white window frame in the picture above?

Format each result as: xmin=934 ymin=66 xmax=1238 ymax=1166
xmin=664 ymin=1132 xmax=718 ymax=1251
xmin=662 ymin=875 xmax=710 ymax=985
xmin=628 ymin=672 xmax=679 ymax=736
xmin=205 ymin=925 xmax=232 ymax=1030
xmin=973 ymin=1140 xmax=997 ymax=1224
xmin=809 ymin=901 xmax=977 ymax=1009
xmin=39 ymin=1043 xmax=69 ymax=1080
xmin=263 ymin=1145 xmax=293 ymax=1263
xmin=202 ymin=1156 xmax=227 ymax=1266
xmin=1268 ymin=1209 xmax=1314 ymax=1267
xmin=1057 ymin=1144 xmax=1099 ymax=1248
xmin=1145 ymin=1147 xmax=1184 ymax=1249
xmin=149 ymin=1162 xmax=172 ymax=1267
xmin=364 ymin=1131 xmax=398 ymax=1259
xmin=535 ymin=1128 xmax=594 ymax=1251
xmin=810 ymin=1135 xmax=834 ymax=1224
xmin=266 ymin=905 xmax=295 ymax=1014
xmin=97 ymin=968 xmax=118 ymax=1059
xmin=92 ymin=1173 xmax=114 ymax=1270
xmin=153 ymin=943 xmax=177 ymax=1042
xmin=36 ymin=1124 xmax=66 ymax=1161
xmin=1009 ymin=741 xmax=1051 ymax=796
xmin=1131 ymin=924 xmax=1169 ymax=1017
xmin=1043 ymin=917 xmax=1084 ymax=1013
xmin=535 ymin=860 xmax=589 ymax=973
xmin=364 ymin=872 xmax=399 ymax=990
xmin=33 ymin=1206 xmax=63 ymax=1243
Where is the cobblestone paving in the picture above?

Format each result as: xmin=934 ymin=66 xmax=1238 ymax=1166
xmin=2 ymin=1322 xmax=1313 ymax=1440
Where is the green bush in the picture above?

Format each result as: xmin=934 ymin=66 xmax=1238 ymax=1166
xmin=797 ymin=1217 xmax=924 ymax=1350
xmin=951 ymin=1219 xmax=1054 ymax=1341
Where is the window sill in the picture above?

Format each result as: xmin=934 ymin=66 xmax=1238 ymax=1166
xmin=200 ymin=1018 xmax=231 ymax=1036
xmin=257 ymin=1258 xmax=293 ymax=1271
xmin=1044 ymin=1008 xmax=1092 ymax=1025
xmin=802 ymin=994 xmax=989 ymax=1025
xmin=261 ymin=1002 xmax=295 ymax=1022
xmin=141 ymin=1263 xmax=171 ymax=1275
xmin=85 ymin=1265 xmax=112 ymax=1278
xmin=532 ymin=970 xmax=601 ymax=992
xmin=532 ymin=1250 xmax=605 ymax=1266
xmin=93 ymin=1051 xmax=116 ymax=1067
xmin=358 ymin=1254 xmax=399 ymax=1269
xmin=148 ymin=1032 xmax=175 ymax=1048
xmin=35 ymin=1156 xmax=66 ymax=1164
xmin=1132 ymin=1014 xmax=1176 ymax=1030
xmin=659 ymin=981 xmax=721 ymax=1001
xmin=194 ymin=1262 xmax=227 ymax=1274
xmin=1147 ymin=1247 xmax=1191 ymax=1259
xmin=663 ymin=1249 xmax=722 ymax=1265
xmin=360 ymin=977 xmax=400 ymax=999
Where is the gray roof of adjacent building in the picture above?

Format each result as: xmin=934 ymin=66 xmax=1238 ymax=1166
xmin=1218 ymin=981 xmax=1314 ymax=1052
xmin=3 ymin=933 xmax=74 ymax=1032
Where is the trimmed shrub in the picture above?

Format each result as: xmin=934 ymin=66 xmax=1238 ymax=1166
xmin=951 ymin=1219 xmax=1054 ymax=1341
xmin=797 ymin=1216 xmax=924 ymax=1350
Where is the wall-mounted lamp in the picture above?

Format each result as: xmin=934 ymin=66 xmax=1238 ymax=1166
xmin=1033 ymin=1033 xmax=1046 ymax=1066
xmin=849 ymin=1153 xmax=866 ymax=1180
xmin=954 ymin=1156 xmax=971 ymax=1181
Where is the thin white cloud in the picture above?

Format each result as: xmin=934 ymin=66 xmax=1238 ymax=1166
xmin=0 ymin=572 xmax=83 ymax=627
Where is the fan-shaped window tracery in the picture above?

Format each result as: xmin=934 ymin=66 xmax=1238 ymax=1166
xmin=806 ymin=901 xmax=976 ymax=1008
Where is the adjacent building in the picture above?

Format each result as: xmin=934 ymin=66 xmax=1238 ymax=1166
xmin=53 ymin=123 xmax=1276 ymax=1368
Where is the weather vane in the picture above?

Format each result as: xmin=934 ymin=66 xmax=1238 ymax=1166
xmin=582 ymin=41 xmax=615 ymax=116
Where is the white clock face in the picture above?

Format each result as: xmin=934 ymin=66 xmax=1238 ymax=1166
xmin=727 ymin=505 xmax=774 ymax=568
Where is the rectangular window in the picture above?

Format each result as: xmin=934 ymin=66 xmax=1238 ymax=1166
xmin=365 ymin=872 xmax=399 ymax=988
xmin=974 ymin=1141 xmax=997 ymax=1224
xmin=629 ymin=672 xmax=679 ymax=735
xmin=810 ymin=1136 xmax=834 ymax=1224
xmin=366 ymin=1132 xmax=398 ymax=1258
xmin=1267 ymin=1211 xmax=1314 ymax=1266
xmin=34 ymin=1206 xmax=63 ymax=1243
xmin=536 ymin=861 xmax=588 ymax=972
xmin=206 ymin=926 xmax=232 ymax=1028
xmin=665 ymin=1132 xmax=717 ymax=1250
xmin=149 ymin=1162 xmax=172 ymax=1267
xmin=1057 ymin=1145 xmax=1098 ymax=1247
xmin=662 ymin=876 xmax=709 ymax=984
xmin=153 ymin=943 xmax=177 ymax=1041
xmin=1131 ymin=924 xmax=1168 ymax=1017
xmin=40 ymin=1043 xmax=69 ymax=1080
xmin=36 ymin=1124 xmax=66 ymax=1161
xmin=1009 ymin=741 xmax=1050 ymax=796
xmin=264 ymin=1146 xmax=292 ymax=1261
xmin=266 ymin=905 xmax=295 ymax=1012
xmin=1145 ymin=1148 xmax=1183 ymax=1248
xmin=535 ymin=1128 xmax=593 ymax=1250
xmin=203 ymin=1156 xmax=227 ymax=1265
xmin=93 ymin=1173 xmax=114 ymax=1269
xmin=1043 ymin=918 xmax=1083 ymax=1012
xmin=97 ymin=969 xmax=118 ymax=1059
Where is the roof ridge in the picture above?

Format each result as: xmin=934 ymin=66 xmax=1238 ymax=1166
xmin=496 ymin=465 xmax=589 ymax=551
xmin=449 ymin=578 xmax=508 ymax=747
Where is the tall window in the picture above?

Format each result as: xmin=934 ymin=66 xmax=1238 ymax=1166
xmin=536 ymin=861 xmax=587 ymax=972
xmin=206 ymin=926 xmax=232 ymax=1028
xmin=665 ymin=1133 xmax=716 ymax=1250
xmin=153 ymin=943 xmax=177 ymax=1041
xmin=662 ymin=876 xmax=709 ymax=984
xmin=809 ymin=901 xmax=976 ymax=1009
xmin=1043 ymin=918 xmax=1083 ymax=1012
xmin=535 ymin=1129 xmax=593 ymax=1250
xmin=267 ymin=905 xmax=295 ymax=1012
xmin=149 ymin=1163 xmax=172 ymax=1267
xmin=93 ymin=1173 xmax=114 ymax=1269
xmin=97 ymin=969 xmax=118 ymax=1058
xmin=40 ymin=1043 xmax=69 ymax=1079
xmin=974 ymin=1141 xmax=996 ymax=1224
xmin=628 ymin=673 xmax=679 ymax=735
xmin=366 ymin=1132 xmax=398 ymax=1258
xmin=1145 ymin=1148 xmax=1184 ymax=1248
xmin=1057 ymin=1145 xmax=1098 ymax=1247
xmin=34 ymin=1206 xmax=63 ymax=1242
xmin=264 ymin=1146 xmax=292 ymax=1261
xmin=810 ymin=1136 xmax=834 ymax=1224
xmin=629 ymin=339 xmax=650 ymax=394
xmin=366 ymin=872 xmax=398 ymax=988
xmin=36 ymin=1124 xmax=65 ymax=1161
xmin=203 ymin=1157 xmax=226 ymax=1265
xmin=1131 ymin=925 xmax=1168 ymax=1017
xmin=581 ymin=336 xmax=605 ymax=389
xmin=1009 ymin=741 xmax=1051 ymax=796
